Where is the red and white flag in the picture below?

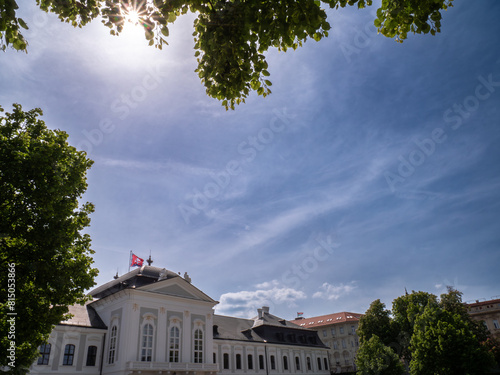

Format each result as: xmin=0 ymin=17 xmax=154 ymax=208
xmin=130 ymin=253 xmax=144 ymax=267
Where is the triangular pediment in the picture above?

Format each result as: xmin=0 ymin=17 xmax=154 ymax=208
xmin=137 ymin=277 xmax=218 ymax=304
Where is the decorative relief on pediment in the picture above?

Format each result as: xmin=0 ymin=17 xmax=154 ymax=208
xmin=133 ymin=303 xmax=139 ymax=311
xmin=143 ymin=313 xmax=157 ymax=322
xmin=184 ymin=310 xmax=190 ymax=318
xmin=160 ymin=307 xmax=166 ymax=314
xmin=193 ymin=319 xmax=205 ymax=327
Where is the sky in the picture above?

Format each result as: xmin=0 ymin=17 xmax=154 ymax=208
xmin=1 ymin=1 xmax=499 ymax=320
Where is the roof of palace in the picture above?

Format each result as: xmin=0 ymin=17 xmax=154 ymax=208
xmin=88 ymin=265 xmax=182 ymax=299
xmin=60 ymin=302 xmax=107 ymax=329
xmin=213 ymin=308 xmax=328 ymax=348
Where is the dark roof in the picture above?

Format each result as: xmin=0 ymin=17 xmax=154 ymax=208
xmin=213 ymin=315 xmax=264 ymax=342
xmin=214 ymin=310 xmax=327 ymax=348
xmin=60 ymin=302 xmax=107 ymax=329
xmin=89 ymin=265 xmax=179 ymax=299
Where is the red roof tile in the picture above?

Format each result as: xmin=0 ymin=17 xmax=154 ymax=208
xmin=290 ymin=312 xmax=363 ymax=328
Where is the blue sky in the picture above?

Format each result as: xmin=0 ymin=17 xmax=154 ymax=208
xmin=1 ymin=1 xmax=499 ymax=319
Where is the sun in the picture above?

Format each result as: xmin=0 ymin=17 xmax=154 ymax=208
xmin=125 ymin=9 xmax=141 ymax=26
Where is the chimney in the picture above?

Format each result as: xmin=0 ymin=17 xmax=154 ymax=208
xmin=257 ymin=308 xmax=263 ymax=319
xmin=262 ymin=306 xmax=270 ymax=315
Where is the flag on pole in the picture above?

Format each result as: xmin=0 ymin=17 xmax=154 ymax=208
xmin=297 ymin=312 xmax=304 ymax=317
xmin=131 ymin=253 xmax=144 ymax=267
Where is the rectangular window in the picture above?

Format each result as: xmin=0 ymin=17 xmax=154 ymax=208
xmin=339 ymin=327 xmax=344 ymax=334
xmin=342 ymin=339 xmax=346 ymax=349
xmin=108 ymin=325 xmax=117 ymax=364
xmin=37 ymin=343 xmax=51 ymax=365
xmin=330 ymin=327 xmax=336 ymax=336
xmin=333 ymin=341 xmax=338 ymax=350
xmin=86 ymin=346 xmax=97 ymax=366
xmin=63 ymin=344 xmax=75 ymax=366
xmin=494 ymin=320 xmax=500 ymax=329
xmin=322 ymin=329 xmax=327 ymax=337
xmin=351 ymin=325 xmax=356 ymax=333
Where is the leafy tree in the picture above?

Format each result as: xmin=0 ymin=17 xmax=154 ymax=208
xmin=391 ymin=290 xmax=437 ymax=364
xmin=410 ymin=303 xmax=495 ymax=375
xmin=357 ymin=299 xmax=397 ymax=346
xmin=0 ymin=104 xmax=98 ymax=373
xmin=1 ymin=0 xmax=454 ymax=109
xmin=355 ymin=335 xmax=405 ymax=375
xmin=357 ymin=289 xmax=496 ymax=375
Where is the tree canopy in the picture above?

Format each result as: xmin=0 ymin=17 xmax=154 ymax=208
xmin=0 ymin=104 xmax=98 ymax=373
xmin=1 ymin=0 xmax=454 ymax=109
xmin=356 ymin=289 xmax=496 ymax=375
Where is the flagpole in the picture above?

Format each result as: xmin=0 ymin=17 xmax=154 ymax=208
xmin=128 ymin=250 xmax=132 ymax=273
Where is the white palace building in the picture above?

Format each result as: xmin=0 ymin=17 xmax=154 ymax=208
xmin=29 ymin=266 xmax=330 ymax=375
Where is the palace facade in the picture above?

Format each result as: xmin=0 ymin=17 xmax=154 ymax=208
xmin=29 ymin=266 xmax=330 ymax=375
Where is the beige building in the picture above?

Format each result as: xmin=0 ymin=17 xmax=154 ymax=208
xmin=290 ymin=312 xmax=363 ymax=373
xmin=467 ymin=298 xmax=500 ymax=341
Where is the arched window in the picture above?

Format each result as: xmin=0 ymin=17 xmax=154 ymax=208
xmin=169 ymin=326 xmax=180 ymax=362
xmin=108 ymin=325 xmax=118 ymax=364
xmin=295 ymin=356 xmax=300 ymax=370
xmin=270 ymin=355 xmax=276 ymax=370
xmin=223 ymin=353 xmax=230 ymax=369
xmin=306 ymin=356 xmax=312 ymax=371
xmin=141 ymin=323 xmax=154 ymax=362
xmin=37 ymin=343 xmax=51 ymax=365
xmin=317 ymin=357 xmax=322 ymax=371
xmin=324 ymin=357 xmax=328 ymax=370
xmin=86 ymin=346 xmax=97 ymax=366
xmin=248 ymin=354 xmax=253 ymax=370
xmin=63 ymin=344 xmax=75 ymax=366
xmin=259 ymin=354 xmax=265 ymax=370
xmin=236 ymin=353 xmax=242 ymax=369
xmin=283 ymin=355 xmax=288 ymax=370
xmin=193 ymin=329 xmax=203 ymax=363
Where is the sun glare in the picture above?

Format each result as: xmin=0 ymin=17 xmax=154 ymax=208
xmin=125 ymin=9 xmax=140 ymax=26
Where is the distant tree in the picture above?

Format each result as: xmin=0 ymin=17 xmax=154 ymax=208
xmin=391 ymin=291 xmax=437 ymax=365
xmin=355 ymin=335 xmax=405 ymax=375
xmin=1 ymin=0 xmax=454 ymax=109
xmin=0 ymin=104 xmax=98 ymax=373
xmin=357 ymin=289 xmax=496 ymax=375
xmin=357 ymin=299 xmax=397 ymax=346
xmin=410 ymin=302 xmax=495 ymax=375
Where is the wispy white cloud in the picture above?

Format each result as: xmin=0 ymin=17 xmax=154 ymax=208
xmin=312 ymin=282 xmax=357 ymax=301
xmin=216 ymin=280 xmax=307 ymax=318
